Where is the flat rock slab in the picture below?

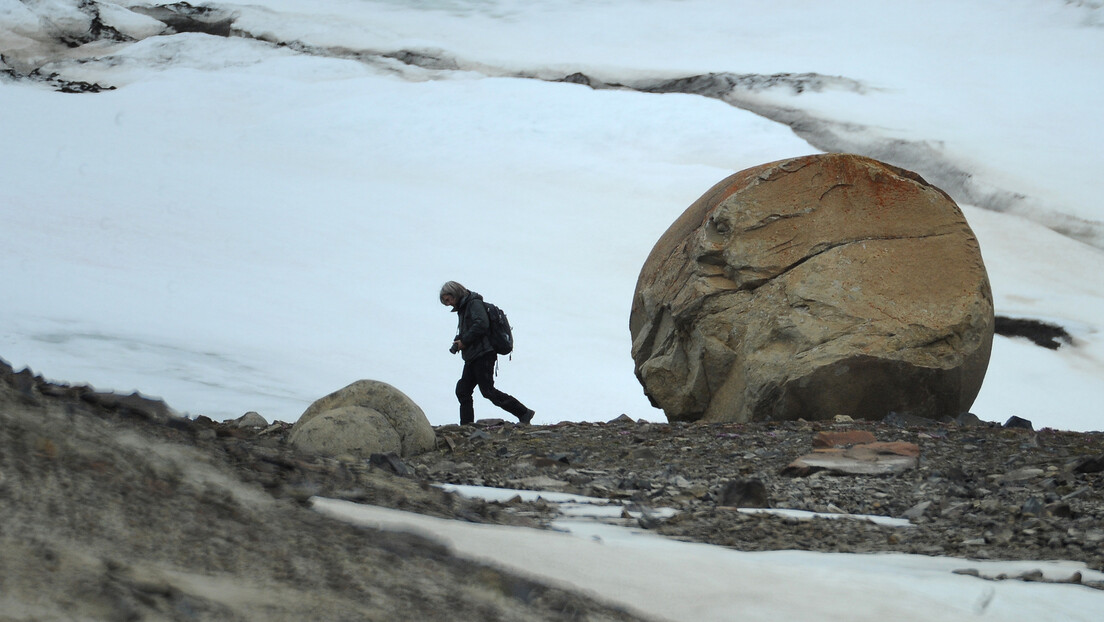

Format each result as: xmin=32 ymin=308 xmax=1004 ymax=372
xmin=784 ymin=441 xmax=921 ymax=476
xmin=812 ymin=430 xmax=878 ymax=448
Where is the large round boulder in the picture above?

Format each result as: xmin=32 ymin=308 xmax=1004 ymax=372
xmin=630 ymin=154 xmax=994 ymax=423
xmin=288 ymin=380 xmax=436 ymax=458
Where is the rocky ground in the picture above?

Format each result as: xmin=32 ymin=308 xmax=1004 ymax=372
xmin=409 ymin=415 xmax=1104 ymax=582
xmin=4 ymin=358 xmax=1104 ymax=621
xmin=0 ymin=361 xmax=646 ymax=622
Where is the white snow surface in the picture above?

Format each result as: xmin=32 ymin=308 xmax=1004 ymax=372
xmin=438 ymin=482 xmax=905 ymax=525
xmin=3 ymin=0 xmax=1104 ymax=431
xmin=314 ymin=496 xmax=1104 ymax=622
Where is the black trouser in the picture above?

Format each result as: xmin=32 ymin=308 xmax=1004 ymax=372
xmin=456 ymin=353 xmax=528 ymax=424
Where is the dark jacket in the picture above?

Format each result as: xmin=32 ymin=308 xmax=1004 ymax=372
xmin=454 ymin=292 xmax=495 ymax=362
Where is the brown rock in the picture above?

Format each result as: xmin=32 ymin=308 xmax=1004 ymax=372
xmin=812 ymin=430 xmax=877 ymax=448
xmin=784 ymin=441 xmax=921 ymax=476
xmin=718 ymin=478 xmax=770 ymax=508
xmin=630 ymin=154 xmax=994 ymax=423
xmin=853 ymin=441 xmax=921 ymax=458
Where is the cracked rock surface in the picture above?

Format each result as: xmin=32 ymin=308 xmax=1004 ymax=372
xmin=630 ymin=153 xmax=995 ymax=423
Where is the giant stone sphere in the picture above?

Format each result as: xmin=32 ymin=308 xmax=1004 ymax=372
xmin=629 ymin=154 xmax=994 ymax=423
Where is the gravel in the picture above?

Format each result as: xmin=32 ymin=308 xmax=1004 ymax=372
xmin=407 ymin=415 xmax=1104 ymax=578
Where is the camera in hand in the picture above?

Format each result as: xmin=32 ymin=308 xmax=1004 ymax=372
xmin=449 ymin=341 xmax=460 ymax=354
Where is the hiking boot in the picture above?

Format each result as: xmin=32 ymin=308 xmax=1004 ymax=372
xmin=517 ymin=410 xmax=535 ymax=426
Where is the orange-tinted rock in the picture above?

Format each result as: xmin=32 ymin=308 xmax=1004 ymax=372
xmin=785 ymin=441 xmax=922 ymax=476
xmin=631 ymin=154 xmax=993 ymax=423
xmin=812 ymin=430 xmax=878 ymax=448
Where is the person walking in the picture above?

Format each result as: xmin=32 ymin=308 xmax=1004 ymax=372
xmin=440 ymin=281 xmax=534 ymax=426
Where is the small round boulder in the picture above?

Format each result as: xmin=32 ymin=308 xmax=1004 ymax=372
xmin=233 ymin=411 xmax=268 ymax=428
xmin=288 ymin=407 xmax=403 ymax=458
xmin=289 ymin=380 xmax=436 ymax=458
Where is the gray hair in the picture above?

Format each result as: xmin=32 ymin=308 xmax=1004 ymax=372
xmin=439 ymin=281 xmax=469 ymax=304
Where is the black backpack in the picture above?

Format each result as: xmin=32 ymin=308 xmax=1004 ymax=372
xmin=484 ymin=302 xmax=514 ymax=355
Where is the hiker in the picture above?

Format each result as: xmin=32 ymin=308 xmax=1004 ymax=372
xmin=439 ymin=281 xmax=534 ymax=426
